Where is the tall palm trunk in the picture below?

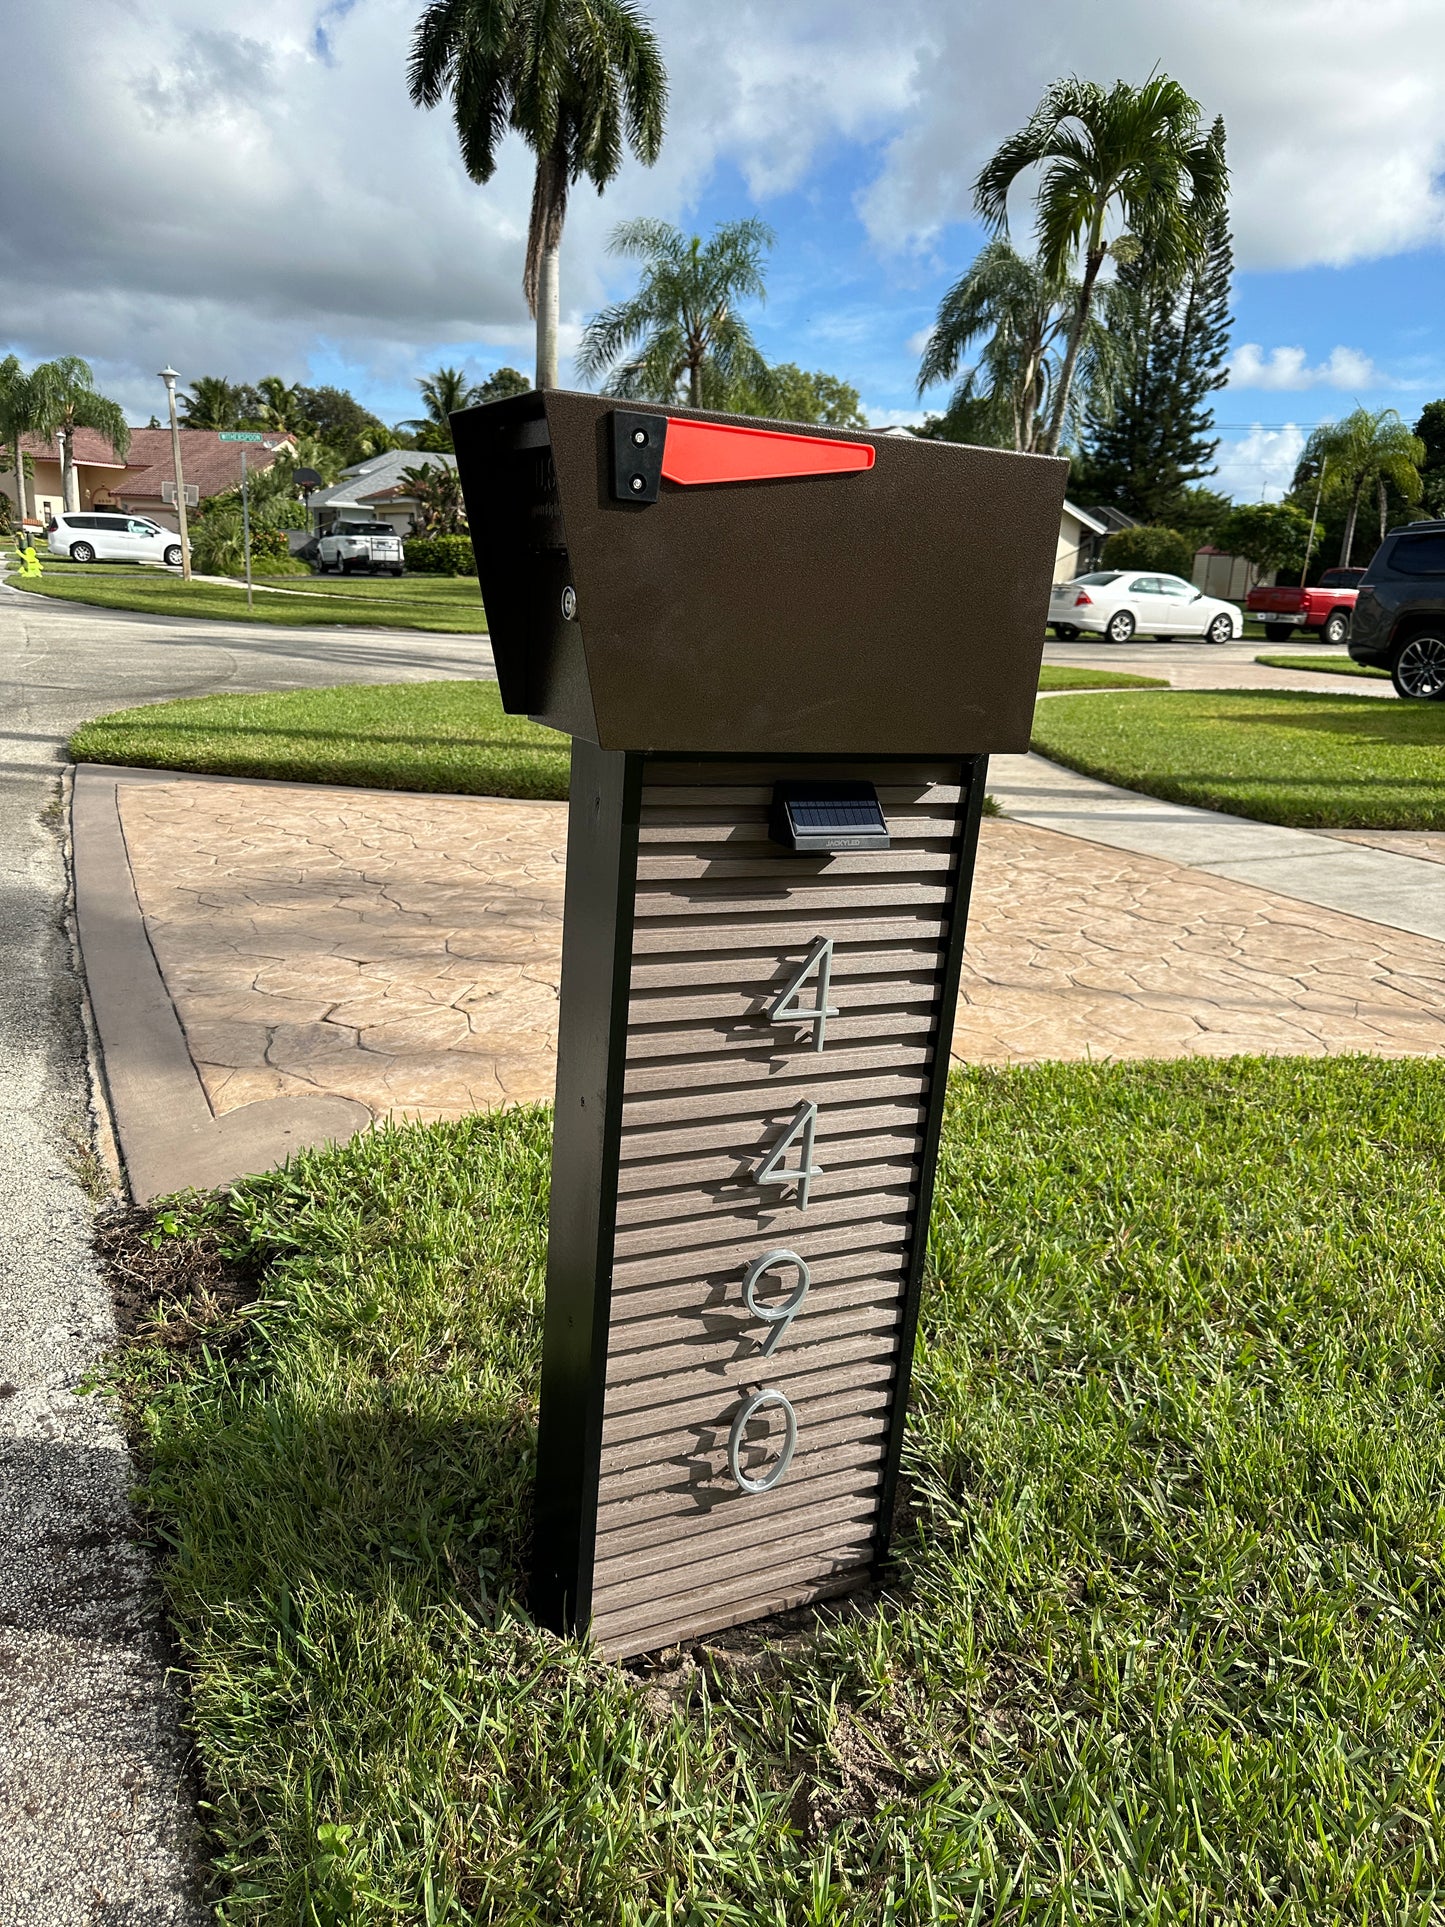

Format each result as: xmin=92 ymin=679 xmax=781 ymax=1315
xmin=1043 ymin=219 xmax=1107 ymax=456
xmin=1339 ymin=475 xmax=1365 ymax=567
xmin=11 ymin=444 xmax=25 ymax=525
xmin=1378 ymin=475 xmax=1388 ymax=546
xmin=526 ymin=143 xmax=569 ymax=390
xmin=60 ymin=425 xmax=80 ymax=513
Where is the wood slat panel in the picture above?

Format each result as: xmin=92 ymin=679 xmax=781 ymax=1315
xmin=595 ymin=1512 xmax=879 ymax=1600
xmin=630 ymin=911 xmax=947 ymax=955
xmin=634 ymin=878 xmax=953 ymax=918
xmin=591 ymin=1556 xmax=872 ymax=1655
xmin=604 ymin=1308 xmax=905 ymax=1408
xmin=585 ymin=760 xmax=961 ymax=1652
xmin=617 ymin=1102 xmax=929 ymax=1165
xmin=595 ymin=1461 xmax=884 ymax=1557
xmin=618 ymin=1067 xmax=932 ymax=1130
xmin=595 ymin=1434 xmax=889 ymax=1519
xmin=599 ymin=1379 xmax=896 ymax=1471
xmin=624 ymin=1008 xmax=939 ymax=1065
xmin=614 ymin=1156 xmax=920 ymax=1222
xmin=635 ymin=846 xmax=954 ymax=882
xmin=609 ymin=1254 xmax=907 ymax=1328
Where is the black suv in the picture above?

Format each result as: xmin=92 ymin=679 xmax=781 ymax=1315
xmin=1348 ymin=521 xmax=1445 ymax=698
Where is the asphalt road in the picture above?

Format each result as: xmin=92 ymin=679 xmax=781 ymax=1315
xmin=0 ymin=584 xmax=488 ymax=1924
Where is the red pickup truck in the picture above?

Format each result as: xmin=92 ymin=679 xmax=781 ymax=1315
xmin=1245 ymin=568 xmax=1365 ymax=643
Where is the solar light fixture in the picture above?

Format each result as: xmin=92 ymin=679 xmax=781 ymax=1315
xmin=770 ymin=780 xmax=890 ymax=853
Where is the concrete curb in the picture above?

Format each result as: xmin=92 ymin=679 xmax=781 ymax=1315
xmin=72 ymin=765 xmax=371 ymax=1203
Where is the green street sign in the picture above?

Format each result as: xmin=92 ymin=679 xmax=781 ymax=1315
xmin=217 ymin=430 xmax=266 ymax=442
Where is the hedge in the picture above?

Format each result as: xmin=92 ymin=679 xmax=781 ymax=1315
xmin=403 ymin=535 xmax=476 ymax=575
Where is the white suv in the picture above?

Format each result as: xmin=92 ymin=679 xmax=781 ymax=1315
xmin=315 ymin=522 xmax=405 ymax=576
xmin=48 ymin=512 xmax=186 ymax=568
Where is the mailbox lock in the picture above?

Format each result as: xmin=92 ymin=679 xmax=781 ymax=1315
xmin=561 ymin=585 xmax=577 ymax=621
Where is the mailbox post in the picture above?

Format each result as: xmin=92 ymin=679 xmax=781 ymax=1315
xmin=453 ymin=392 xmax=1066 ymax=1659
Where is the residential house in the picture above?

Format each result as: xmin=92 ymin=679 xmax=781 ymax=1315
xmin=1054 ymin=500 xmax=1109 ymax=582
xmin=307 ymin=450 xmax=458 ymax=536
xmin=2 ymin=427 xmax=292 ymax=532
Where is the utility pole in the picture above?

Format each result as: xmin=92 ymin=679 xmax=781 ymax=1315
xmin=157 ymin=367 xmax=193 ymax=579
xmin=240 ymin=444 xmax=253 ymax=614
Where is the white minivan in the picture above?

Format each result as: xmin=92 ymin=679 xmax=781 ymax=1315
xmin=47 ymin=512 xmax=187 ymax=568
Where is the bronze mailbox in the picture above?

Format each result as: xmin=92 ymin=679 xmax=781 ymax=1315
xmin=452 ymin=391 xmax=1066 ymax=1658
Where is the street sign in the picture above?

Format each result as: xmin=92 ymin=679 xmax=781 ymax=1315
xmin=217 ymin=431 xmax=265 ymax=442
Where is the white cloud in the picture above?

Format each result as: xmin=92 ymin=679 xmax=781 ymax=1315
xmin=1229 ymin=344 xmax=1380 ymax=391
xmin=3 ymin=0 xmax=1445 ymax=420
xmin=854 ymin=0 xmax=1445 ymax=272
xmin=1214 ymin=424 xmax=1307 ymax=502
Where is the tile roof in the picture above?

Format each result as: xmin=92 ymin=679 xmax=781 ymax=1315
xmin=20 ymin=427 xmax=292 ymax=501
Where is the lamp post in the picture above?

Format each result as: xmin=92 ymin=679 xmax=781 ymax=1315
xmin=157 ymin=367 xmax=192 ymax=580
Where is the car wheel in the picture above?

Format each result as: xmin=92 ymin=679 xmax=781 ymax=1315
xmin=1051 ymin=622 xmax=1079 ymax=640
xmin=70 ymin=542 xmax=95 ymax=563
xmin=1390 ymin=632 xmax=1445 ymax=700
xmin=1105 ymin=610 xmax=1135 ymax=643
xmin=163 ymin=545 xmax=182 ymax=567
xmin=1263 ymin=623 xmax=1294 ymax=642
xmin=1321 ymin=611 xmax=1350 ymax=646
xmin=1206 ymin=614 xmax=1234 ymax=645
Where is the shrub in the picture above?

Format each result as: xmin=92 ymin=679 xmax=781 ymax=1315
xmin=1100 ymin=525 xmax=1197 ymax=578
xmin=404 ymin=534 xmax=476 ymax=575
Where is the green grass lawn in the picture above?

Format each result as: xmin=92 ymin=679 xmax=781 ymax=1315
xmin=110 ymin=1055 xmax=1445 ymax=1921
xmin=8 ymin=565 xmax=487 ymax=633
xmin=70 ymin=681 xmax=569 ymax=800
xmin=69 ymin=672 xmax=1163 ymax=803
xmin=1038 ymin=665 xmax=1166 ymax=691
xmin=1256 ymin=653 xmax=1390 ymax=680
xmin=1031 ymin=688 xmax=1445 ymax=829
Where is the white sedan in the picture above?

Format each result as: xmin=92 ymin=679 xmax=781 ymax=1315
xmin=1049 ymin=570 xmax=1240 ymax=645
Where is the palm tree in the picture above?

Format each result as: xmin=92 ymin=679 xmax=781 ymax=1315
xmin=400 ymin=461 xmax=468 ymax=536
xmin=28 ymin=357 xmax=130 ymax=513
xmin=0 ymin=355 xmax=41 ymax=528
xmin=576 ymin=218 xmax=776 ymax=408
xmin=179 ymin=375 xmax=247 ymax=431
xmin=254 ymin=377 xmax=313 ymax=439
xmin=916 ymin=239 xmax=1119 ymax=452
xmin=400 ymin=366 xmax=479 ymax=451
xmin=975 ymin=79 xmax=1227 ymax=455
xmin=408 ymin=0 xmax=667 ymax=390
xmin=1303 ymin=408 xmax=1424 ymax=566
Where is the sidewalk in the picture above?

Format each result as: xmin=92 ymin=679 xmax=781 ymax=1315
xmin=74 ymin=762 xmax=1445 ymax=1201
xmin=989 ymin=753 xmax=1445 ymax=944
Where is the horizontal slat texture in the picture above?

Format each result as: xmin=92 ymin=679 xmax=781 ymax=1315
xmin=588 ymin=758 xmax=963 ymax=1658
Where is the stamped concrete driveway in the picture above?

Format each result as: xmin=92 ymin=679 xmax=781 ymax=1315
xmin=0 ymin=584 xmax=487 ymax=1923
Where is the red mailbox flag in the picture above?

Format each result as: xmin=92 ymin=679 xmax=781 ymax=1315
xmin=660 ymin=418 xmax=875 ymax=487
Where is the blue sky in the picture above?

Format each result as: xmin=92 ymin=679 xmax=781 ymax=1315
xmin=2 ymin=0 xmax=1443 ymax=502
